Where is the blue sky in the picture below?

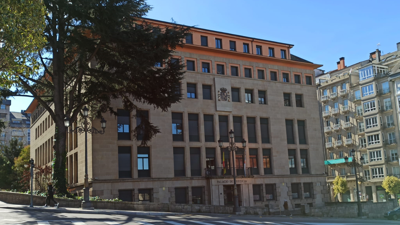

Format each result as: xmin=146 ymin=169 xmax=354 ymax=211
xmin=10 ymin=0 xmax=400 ymax=112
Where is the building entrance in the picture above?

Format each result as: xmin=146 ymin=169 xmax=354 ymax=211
xmin=223 ymin=185 xmax=242 ymax=206
xmin=365 ymin=186 xmax=372 ymax=202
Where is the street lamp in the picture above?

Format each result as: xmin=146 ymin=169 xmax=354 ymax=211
xmin=64 ymin=106 xmax=106 ymax=209
xmin=29 ymin=158 xmax=34 ymax=207
xmin=218 ymin=129 xmax=246 ymax=214
xmin=344 ymin=149 xmax=364 ymax=217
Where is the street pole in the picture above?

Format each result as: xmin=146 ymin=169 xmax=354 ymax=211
xmin=29 ymin=159 xmax=34 ymax=207
xmin=231 ymin=138 xmax=239 ymax=213
xmin=82 ymin=117 xmax=91 ymax=209
xmin=354 ymin=159 xmax=361 ymax=217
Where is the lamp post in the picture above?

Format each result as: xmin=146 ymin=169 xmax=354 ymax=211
xmin=64 ymin=106 xmax=106 ymax=209
xmin=344 ymin=149 xmax=364 ymax=217
xmin=29 ymin=158 xmax=34 ymax=207
xmin=218 ymin=129 xmax=246 ymax=214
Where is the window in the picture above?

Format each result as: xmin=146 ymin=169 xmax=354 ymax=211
xmin=306 ymin=76 xmax=312 ymax=85
xmin=137 ymin=147 xmax=150 ymax=177
xmin=286 ymin=120 xmax=295 ymax=144
xmin=291 ymin=183 xmax=301 ymax=199
xmin=253 ymin=184 xmax=263 ymax=201
xmin=263 ymin=149 xmax=272 ymax=174
xmin=270 ymin=71 xmax=277 ymax=81
xmin=362 ymin=84 xmax=374 ymax=97
xmin=185 ymin=34 xmax=193 ymax=44
xmin=386 ymin=115 xmax=394 ymax=127
xmin=322 ymin=89 xmax=328 ymax=96
xmin=364 ymin=170 xmax=370 ymax=180
xmin=243 ymin=43 xmax=249 ymax=53
xmin=247 ymin=117 xmax=257 ymax=143
xmin=188 ymin=114 xmax=199 ymax=142
xmin=175 ymin=83 xmax=181 ymax=96
xmin=231 ymin=66 xmax=239 ymax=76
xmin=187 ymin=83 xmax=197 ymax=98
xmin=281 ymin=50 xmax=287 ymax=59
xmin=390 ymin=149 xmax=398 ymax=161
xmin=0 ymin=105 xmax=5 ymax=110
xmin=217 ymin=64 xmax=225 ymax=75
xmin=282 ymin=73 xmax=290 ymax=82
xmin=339 ymin=151 xmax=343 ymax=158
xmin=235 ymin=149 xmax=245 ymax=175
xmin=332 ymin=86 xmax=337 ymax=93
xmin=202 ymin=85 xmax=212 ymax=100
xmin=303 ymin=183 xmax=313 ymax=198
xmin=294 ymin=74 xmax=301 ymax=84
xmin=244 ymin=68 xmax=252 ymax=78
xmin=118 ymin=146 xmax=131 ymax=178
xmin=367 ymin=134 xmax=380 ymax=145
xmin=297 ymin=120 xmax=307 ymax=144
xmin=259 ymin=119 xmax=270 ymax=144
xmin=344 ymin=100 xmax=348 ymax=107
xmin=288 ymin=149 xmax=297 ymax=174
xmin=359 ymin=65 xmax=374 ymax=81
xmin=173 ymin=147 xmax=185 ymax=176
xmin=187 ymin=60 xmax=195 ymax=71
xmin=365 ymin=117 xmax=378 ymax=129
xmin=354 ymin=90 xmax=361 ymax=100
xmin=301 ymin=149 xmax=309 ymax=174
xmin=172 ymin=113 xmax=183 ymax=141
xmin=206 ymin=148 xmax=216 ymax=174
xmin=221 ymin=148 xmax=231 ymax=175
xmin=347 ymin=132 xmax=352 ymax=139
xmin=219 ymin=115 xmax=229 ymax=142
xmin=202 ymin=62 xmax=210 ymax=73
xmin=190 ymin=148 xmax=201 ymax=176
xmin=268 ymin=48 xmax=275 ymax=57
xmin=382 ymin=82 xmax=390 ymax=94
xmin=265 ymin=184 xmax=276 ymax=200
xmin=258 ymin=91 xmax=266 ymax=104
xmin=331 ymin=169 xmax=335 ymax=176
xmin=363 ymin=100 xmax=376 ymax=113
xmin=369 ymin=150 xmax=382 ymax=162
xmin=154 ymin=61 xmax=163 ymax=67
xmin=117 ymin=109 xmax=130 ymax=140
xmin=371 ymin=167 xmax=384 ymax=178
xmin=284 ymin=93 xmax=291 ymax=106
xmin=201 ymin=36 xmax=208 ymax=46
xmin=257 ymin=69 xmax=265 ymax=79
xmin=249 ymin=149 xmax=259 ymax=175
xmin=170 ymin=58 xmax=179 ymax=66
xmin=340 ymin=168 xmax=346 ymax=176
xmin=360 ymin=137 xmax=366 ymax=148
xmin=393 ymin=167 xmax=400 ymax=176
xmin=138 ymin=189 xmax=152 ymax=202
xmin=175 ymin=187 xmax=187 ymax=204
xmin=233 ymin=116 xmax=243 ymax=143
xmin=119 ymin=190 xmax=133 ymax=202
xmin=384 ymin=98 xmax=392 ymax=111
xmin=204 ymin=115 xmax=214 ymax=142
xmin=295 ymin=94 xmax=303 ymax=107
xmin=245 ymin=89 xmax=253 ymax=103
xmin=229 ymin=41 xmax=236 ymax=51
xmin=231 ymin=88 xmax=240 ymax=102
xmin=192 ymin=187 xmax=204 ymax=204
xmin=136 ymin=110 xmax=148 ymax=141
xmin=215 ymin=38 xmax=222 ymax=49
xmin=256 ymin=45 xmax=262 ymax=55
xmin=388 ymin=132 xmax=396 ymax=144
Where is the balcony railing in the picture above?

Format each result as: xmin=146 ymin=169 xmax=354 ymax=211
xmin=336 ymin=140 xmax=343 ymax=146
xmin=331 ymin=108 xmax=339 ymax=115
xmin=339 ymin=89 xmax=347 ymax=97
xmin=341 ymin=106 xmax=350 ymax=113
xmin=321 ymin=95 xmax=329 ymax=102
xmin=383 ymin=105 xmax=393 ymax=112
xmin=345 ymin=139 xmax=353 ymax=146
xmin=330 ymin=92 xmax=338 ymax=99
xmin=333 ymin=124 xmax=341 ymax=131
xmin=323 ymin=111 xmax=330 ymax=118
xmin=11 ymin=131 xmax=24 ymax=136
xmin=204 ymin=167 xmax=254 ymax=177
xmin=324 ymin=126 xmax=332 ymax=133
xmin=387 ymin=139 xmax=397 ymax=145
xmin=326 ymin=142 xmax=333 ymax=148
xmin=343 ymin=122 xmax=352 ymax=129
xmin=354 ymin=95 xmax=361 ymax=101
xmin=380 ymin=87 xmax=390 ymax=95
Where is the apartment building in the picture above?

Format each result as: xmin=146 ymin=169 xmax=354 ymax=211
xmin=0 ymin=100 xmax=31 ymax=146
xmin=318 ymin=43 xmax=400 ymax=203
xmin=28 ymin=19 xmax=327 ymax=211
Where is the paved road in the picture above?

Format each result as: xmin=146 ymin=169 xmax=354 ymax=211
xmin=0 ymin=205 xmax=397 ymax=225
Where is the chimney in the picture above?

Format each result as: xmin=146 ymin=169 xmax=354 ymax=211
xmin=370 ymin=51 xmax=376 ymax=61
xmin=339 ymin=57 xmax=345 ymax=70
xmin=337 ymin=61 xmax=340 ymax=70
xmin=397 ymin=42 xmax=400 ymax=51
xmin=376 ymin=49 xmax=381 ymax=62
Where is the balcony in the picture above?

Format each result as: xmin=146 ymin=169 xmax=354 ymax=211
xmin=383 ymin=122 xmax=395 ymax=130
xmin=331 ymin=108 xmax=339 ymax=116
xmin=343 ymin=122 xmax=352 ymax=129
xmin=380 ymin=87 xmax=390 ymax=96
xmin=355 ymin=110 xmax=363 ymax=120
xmin=326 ymin=142 xmax=333 ymax=149
xmin=330 ymin=92 xmax=338 ymax=100
xmin=11 ymin=131 xmax=24 ymax=137
xmin=324 ymin=126 xmax=332 ymax=133
xmin=339 ymin=89 xmax=348 ymax=97
xmin=341 ymin=106 xmax=350 ymax=113
xmin=386 ymin=157 xmax=399 ymax=163
xmin=333 ymin=124 xmax=341 ymax=131
xmin=386 ymin=139 xmax=397 ymax=146
xmin=336 ymin=140 xmax=343 ymax=147
xmin=353 ymin=95 xmax=361 ymax=103
xmin=321 ymin=95 xmax=329 ymax=102
xmin=345 ymin=139 xmax=353 ymax=146
xmin=382 ymin=105 xmax=393 ymax=113
xmin=323 ymin=111 xmax=330 ymax=118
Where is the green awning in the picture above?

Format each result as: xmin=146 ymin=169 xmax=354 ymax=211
xmin=324 ymin=157 xmax=352 ymax=165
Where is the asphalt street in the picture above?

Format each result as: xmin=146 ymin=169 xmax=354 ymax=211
xmin=0 ymin=203 xmax=398 ymax=225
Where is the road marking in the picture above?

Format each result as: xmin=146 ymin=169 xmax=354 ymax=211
xmin=105 ymin=222 xmax=121 ymax=225
xmin=216 ymin=221 xmax=242 ymax=225
xmin=71 ymin=221 xmax=86 ymax=225
xmin=237 ymin=221 xmax=262 ymax=224
xmin=190 ymin=221 xmax=215 ymax=225
xmin=165 ymin=221 xmax=186 ymax=225
xmin=37 ymin=222 xmax=50 ymax=225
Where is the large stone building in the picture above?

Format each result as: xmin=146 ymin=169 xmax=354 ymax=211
xmin=0 ymin=100 xmax=31 ymax=146
xmin=28 ymin=19 xmax=327 ymax=211
xmin=317 ymin=43 xmax=400 ymax=203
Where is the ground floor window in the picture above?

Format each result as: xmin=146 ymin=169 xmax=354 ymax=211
xmin=291 ymin=183 xmax=301 ymax=199
xmin=175 ymin=187 xmax=188 ymax=204
xmin=138 ymin=189 xmax=152 ymax=202
xmin=303 ymin=183 xmax=313 ymax=198
xmin=252 ymin=184 xmax=263 ymax=201
xmin=119 ymin=190 xmax=133 ymax=202
xmin=265 ymin=184 xmax=276 ymax=200
xmin=192 ymin=186 xmax=204 ymax=204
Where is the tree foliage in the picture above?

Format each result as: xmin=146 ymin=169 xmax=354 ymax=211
xmin=382 ymin=176 xmax=400 ymax=198
xmin=0 ymin=139 xmax=24 ymax=189
xmin=332 ymin=176 xmax=349 ymax=197
xmin=1 ymin=0 xmax=190 ymax=195
xmin=13 ymin=146 xmax=31 ymax=191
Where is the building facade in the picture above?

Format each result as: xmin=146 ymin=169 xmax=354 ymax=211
xmin=0 ymin=100 xmax=31 ymax=146
xmin=318 ymin=43 xmax=400 ymax=203
xmin=28 ymin=19 xmax=327 ymax=211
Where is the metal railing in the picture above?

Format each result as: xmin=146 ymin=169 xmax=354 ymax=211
xmin=323 ymin=111 xmax=330 ymax=117
xmin=336 ymin=140 xmax=343 ymax=146
xmin=331 ymin=108 xmax=339 ymax=115
xmin=330 ymin=92 xmax=338 ymax=99
xmin=343 ymin=122 xmax=352 ymax=129
xmin=333 ymin=124 xmax=341 ymax=131
xmin=339 ymin=89 xmax=347 ymax=96
xmin=321 ymin=95 xmax=329 ymax=101
xmin=326 ymin=142 xmax=333 ymax=148
xmin=324 ymin=127 xmax=332 ymax=133
xmin=345 ymin=139 xmax=353 ymax=145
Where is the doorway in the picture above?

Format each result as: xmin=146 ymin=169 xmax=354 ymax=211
xmin=223 ymin=185 xmax=242 ymax=206
xmin=365 ymin=186 xmax=372 ymax=202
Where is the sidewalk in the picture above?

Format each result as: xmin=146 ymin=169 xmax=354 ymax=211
xmin=0 ymin=201 xmax=182 ymax=217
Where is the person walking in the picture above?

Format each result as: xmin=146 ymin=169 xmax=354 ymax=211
xmin=44 ymin=182 xmax=59 ymax=208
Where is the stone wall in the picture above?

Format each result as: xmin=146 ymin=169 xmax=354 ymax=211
xmin=309 ymin=201 xmax=398 ymax=218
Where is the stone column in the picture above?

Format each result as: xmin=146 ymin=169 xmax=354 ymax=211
xmin=215 ymin=113 xmax=221 ymax=174
xmin=372 ymin=184 xmax=377 ymax=203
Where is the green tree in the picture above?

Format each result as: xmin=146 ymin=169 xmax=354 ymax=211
xmin=382 ymin=176 xmax=400 ymax=201
xmin=13 ymin=146 xmax=31 ymax=191
xmin=333 ymin=176 xmax=349 ymax=201
xmin=0 ymin=139 xmax=24 ymax=189
xmin=1 ymin=0 xmax=190 ymax=195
